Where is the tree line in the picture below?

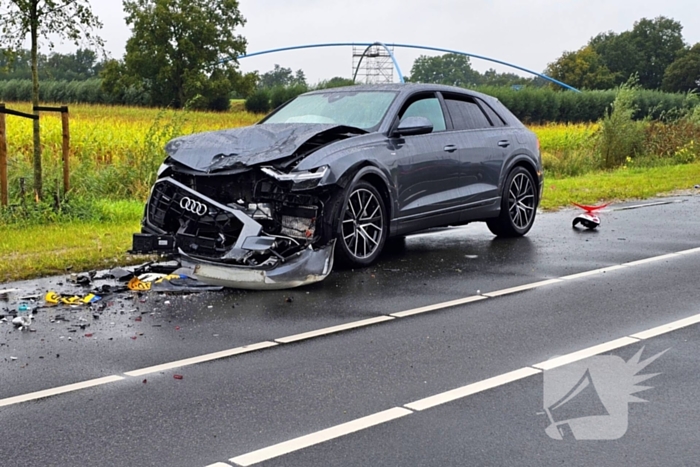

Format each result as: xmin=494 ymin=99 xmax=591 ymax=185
xmin=545 ymin=16 xmax=699 ymax=92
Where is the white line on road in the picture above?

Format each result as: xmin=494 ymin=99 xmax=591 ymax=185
xmin=404 ymin=367 xmax=542 ymax=411
xmin=0 ymin=375 xmax=124 ymax=408
xmin=630 ymin=313 xmax=700 ymax=340
xmin=275 ymin=316 xmax=395 ymax=344
xmin=482 ymin=279 xmax=562 ymax=297
xmin=390 ymin=295 xmax=487 ymax=318
xmin=229 ymin=408 xmax=412 ymax=466
xmin=124 ymin=341 xmax=279 ymax=377
xmin=531 ymin=337 xmax=640 ymax=371
xmin=559 ymin=264 xmax=628 ymax=280
xmin=219 ymin=308 xmax=700 ymax=466
xmin=3 ymin=245 xmax=699 ymax=410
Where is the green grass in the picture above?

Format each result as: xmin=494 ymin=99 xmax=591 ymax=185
xmin=1 ymin=162 xmax=699 ymax=283
xmin=541 ymin=162 xmax=700 ymax=210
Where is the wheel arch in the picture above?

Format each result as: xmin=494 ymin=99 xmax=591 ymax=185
xmin=336 ymin=163 xmax=395 ymax=222
xmin=502 ymin=156 xmax=541 ymax=203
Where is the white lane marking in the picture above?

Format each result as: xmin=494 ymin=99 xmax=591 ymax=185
xmin=532 ymin=337 xmax=640 ymax=371
xmin=391 ymin=295 xmax=487 ymax=318
xmin=205 ymin=463 xmax=233 ymax=467
xmin=623 ymin=252 xmax=679 ymax=267
xmin=5 ymin=245 xmax=700 ymax=410
xmin=0 ymin=375 xmax=124 ymax=408
xmin=229 ymin=407 xmax=412 ymax=466
xmin=404 ymin=367 xmax=541 ymax=412
xmin=482 ymin=279 xmax=562 ymax=297
xmin=559 ymin=264 xmax=628 ymax=280
xmin=124 ymin=341 xmax=279 ymax=377
xmin=275 ymin=316 xmax=395 ymax=344
xmin=631 ymin=313 xmax=700 ymax=340
xmin=612 ymin=200 xmax=682 ymax=211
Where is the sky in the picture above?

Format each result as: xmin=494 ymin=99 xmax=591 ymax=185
xmin=54 ymin=0 xmax=700 ymax=84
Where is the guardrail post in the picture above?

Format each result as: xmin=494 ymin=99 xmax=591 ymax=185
xmin=0 ymin=104 xmax=7 ymax=207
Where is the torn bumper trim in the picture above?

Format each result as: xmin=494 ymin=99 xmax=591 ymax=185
xmin=190 ymin=241 xmax=335 ymax=290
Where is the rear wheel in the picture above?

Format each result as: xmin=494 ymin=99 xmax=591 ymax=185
xmin=329 ymin=180 xmax=388 ymax=267
xmin=487 ymin=166 xmax=537 ymax=237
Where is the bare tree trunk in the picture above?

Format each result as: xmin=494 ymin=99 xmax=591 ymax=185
xmin=31 ymin=0 xmax=42 ymax=201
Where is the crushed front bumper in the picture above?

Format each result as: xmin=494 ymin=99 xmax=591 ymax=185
xmin=132 ymin=177 xmax=335 ymax=290
xmin=189 ymin=241 xmax=335 ymax=290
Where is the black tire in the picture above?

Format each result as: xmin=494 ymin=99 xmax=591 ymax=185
xmin=325 ymin=180 xmax=388 ymax=267
xmin=487 ymin=166 xmax=537 ymax=237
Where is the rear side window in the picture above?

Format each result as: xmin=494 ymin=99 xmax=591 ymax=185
xmin=445 ymin=97 xmax=492 ymax=130
xmin=400 ymin=97 xmax=446 ymax=132
xmin=478 ymin=99 xmax=507 ymax=127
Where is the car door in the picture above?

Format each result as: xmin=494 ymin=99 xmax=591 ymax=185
xmin=441 ymin=93 xmax=509 ymax=206
xmin=391 ymin=93 xmax=461 ymax=222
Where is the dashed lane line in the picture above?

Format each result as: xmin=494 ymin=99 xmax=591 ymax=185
xmin=229 ymin=408 xmax=413 ymax=467
xmin=219 ymin=311 xmax=700 ymax=466
xmin=0 ymin=375 xmax=124 ymax=408
xmin=1 ymin=246 xmax=699 ymax=410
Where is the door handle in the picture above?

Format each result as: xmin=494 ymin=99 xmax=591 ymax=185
xmin=497 ymin=140 xmax=510 ymax=148
xmin=443 ymin=145 xmax=457 ymax=152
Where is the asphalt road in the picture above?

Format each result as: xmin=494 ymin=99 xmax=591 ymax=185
xmin=0 ymin=194 xmax=699 ymax=466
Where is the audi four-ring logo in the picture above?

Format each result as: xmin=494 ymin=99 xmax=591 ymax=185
xmin=179 ymin=197 xmax=208 ymax=216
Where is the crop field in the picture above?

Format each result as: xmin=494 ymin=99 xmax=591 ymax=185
xmin=0 ymin=102 xmax=697 ymax=205
xmin=0 ymin=103 xmax=602 ymax=198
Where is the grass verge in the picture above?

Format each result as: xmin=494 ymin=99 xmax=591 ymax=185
xmin=1 ymin=162 xmax=699 ymax=283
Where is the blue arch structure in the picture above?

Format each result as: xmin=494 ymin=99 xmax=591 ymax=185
xmin=228 ymin=42 xmax=580 ymax=92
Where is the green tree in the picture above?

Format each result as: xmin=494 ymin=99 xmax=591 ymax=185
xmin=628 ymin=17 xmax=686 ymax=89
xmin=316 ymin=77 xmax=355 ymax=89
xmin=662 ymin=43 xmax=700 ymax=93
xmin=480 ymin=69 xmax=532 ymax=87
xmin=590 ymin=31 xmax=641 ymax=86
xmin=545 ymin=45 xmax=615 ymax=90
xmin=408 ymin=53 xmax=481 ymax=87
xmin=107 ymin=0 xmax=250 ymax=110
xmin=0 ymin=0 xmax=103 ymax=200
xmin=591 ymin=17 xmax=686 ymax=89
xmin=258 ymin=64 xmax=307 ymax=89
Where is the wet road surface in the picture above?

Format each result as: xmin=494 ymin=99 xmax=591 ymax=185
xmin=0 ymin=195 xmax=699 ymax=466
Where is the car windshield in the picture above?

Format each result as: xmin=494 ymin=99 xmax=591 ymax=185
xmin=261 ymin=91 xmax=398 ymax=131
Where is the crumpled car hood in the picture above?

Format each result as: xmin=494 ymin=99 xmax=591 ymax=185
xmin=165 ymin=123 xmax=363 ymax=172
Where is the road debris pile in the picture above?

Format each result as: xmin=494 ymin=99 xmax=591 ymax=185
xmin=0 ymin=261 xmax=223 ymax=334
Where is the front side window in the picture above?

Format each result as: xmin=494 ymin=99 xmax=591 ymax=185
xmin=400 ymin=97 xmax=447 ymax=132
xmin=262 ymin=91 xmax=397 ymax=131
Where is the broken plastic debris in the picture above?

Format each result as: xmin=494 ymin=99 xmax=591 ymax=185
xmin=128 ymin=277 xmax=152 ymax=291
xmin=12 ymin=316 xmax=32 ymax=329
xmin=138 ymin=273 xmax=168 ymax=283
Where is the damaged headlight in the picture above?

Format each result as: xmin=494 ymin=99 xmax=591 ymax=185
xmin=261 ymin=165 xmax=329 ymax=189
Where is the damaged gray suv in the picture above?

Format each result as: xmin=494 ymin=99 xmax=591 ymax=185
xmin=132 ymin=84 xmax=542 ymax=289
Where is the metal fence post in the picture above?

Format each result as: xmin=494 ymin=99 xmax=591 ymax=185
xmin=0 ymin=104 xmax=7 ymax=207
xmin=61 ymin=106 xmax=70 ymax=194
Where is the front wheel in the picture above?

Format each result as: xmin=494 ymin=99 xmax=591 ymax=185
xmin=487 ymin=167 xmax=537 ymax=237
xmin=330 ymin=180 xmax=388 ymax=267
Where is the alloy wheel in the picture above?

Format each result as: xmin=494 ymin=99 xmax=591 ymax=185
xmin=507 ymin=172 xmax=536 ymax=229
xmin=341 ymin=188 xmax=384 ymax=260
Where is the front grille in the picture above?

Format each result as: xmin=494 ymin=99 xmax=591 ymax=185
xmin=147 ymin=178 xmax=245 ymax=258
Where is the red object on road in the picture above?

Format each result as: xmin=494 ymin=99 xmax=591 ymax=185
xmin=173 ymin=374 xmax=183 ymax=380
xmin=572 ymin=202 xmax=609 ymax=213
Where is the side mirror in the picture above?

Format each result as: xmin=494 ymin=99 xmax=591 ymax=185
xmin=393 ymin=116 xmax=433 ymax=137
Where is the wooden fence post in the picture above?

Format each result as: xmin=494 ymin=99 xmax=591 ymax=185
xmin=61 ymin=106 xmax=70 ymax=194
xmin=0 ymin=104 xmax=7 ymax=207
